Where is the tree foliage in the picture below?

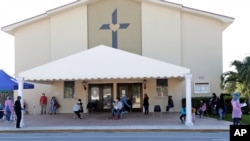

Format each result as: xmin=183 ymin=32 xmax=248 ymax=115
xmin=220 ymin=56 xmax=250 ymax=97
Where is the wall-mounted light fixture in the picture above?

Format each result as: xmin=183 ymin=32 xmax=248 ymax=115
xmin=143 ymin=79 xmax=147 ymax=89
xmin=82 ymin=80 xmax=87 ymax=90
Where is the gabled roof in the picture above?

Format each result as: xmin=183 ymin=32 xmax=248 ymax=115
xmin=1 ymin=0 xmax=234 ymax=35
xmin=18 ymin=45 xmax=190 ymax=81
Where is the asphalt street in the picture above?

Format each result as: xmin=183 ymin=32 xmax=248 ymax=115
xmin=0 ymin=132 xmax=229 ymax=141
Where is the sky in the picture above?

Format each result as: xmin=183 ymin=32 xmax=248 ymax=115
xmin=0 ymin=0 xmax=250 ymax=76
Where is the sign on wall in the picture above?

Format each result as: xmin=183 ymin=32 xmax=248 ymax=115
xmin=194 ymin=82 xmax=210 ymax=94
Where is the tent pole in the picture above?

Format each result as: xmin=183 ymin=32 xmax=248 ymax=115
xmin=17 ymin=77 xmax=25 ymax=127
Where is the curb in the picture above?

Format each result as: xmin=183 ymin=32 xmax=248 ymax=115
xmin=0 ymin=125 xmax=230 ymax=133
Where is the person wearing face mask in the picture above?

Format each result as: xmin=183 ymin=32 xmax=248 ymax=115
xmin=4 ymin=96 xmax=14 ymax=122
xmin=231 ymin=92 xmax=242 ymax=125
xmin=198 ymin=99 xmax=207 ymax=118
xmin=111 ymin=97 xmax=123 ymax=119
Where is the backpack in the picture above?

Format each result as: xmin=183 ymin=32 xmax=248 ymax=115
xmin=54 ymin=100 xmax=60 ymax=108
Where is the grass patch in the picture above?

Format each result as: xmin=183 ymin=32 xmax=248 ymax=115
xmin=208 ymin=113 xmax=250 ymax=125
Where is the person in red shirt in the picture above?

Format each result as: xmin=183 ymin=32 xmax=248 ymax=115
xmin=40 ymin=93 xmax=47 ymax=114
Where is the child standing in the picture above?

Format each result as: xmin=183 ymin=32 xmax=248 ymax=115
xmin=179 ymin=105 xmax=186 ymax=123
xmin=192 ymin=106 xmax=196 ymax=122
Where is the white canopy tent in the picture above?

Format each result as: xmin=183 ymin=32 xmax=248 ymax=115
xmin=19 ymin=45 xmax=190 ymax=81
xmin=18 ymin=45 xmax=193 ymax=126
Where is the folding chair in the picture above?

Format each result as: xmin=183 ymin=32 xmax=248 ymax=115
xmin=169 ymin=106 xmax=175 ymax=112
xmin=153 ymin=105 xmax=162 ymax=117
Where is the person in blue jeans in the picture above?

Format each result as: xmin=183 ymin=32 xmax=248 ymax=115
xmin=120 ymin=93 xmax=131 ymax=113
xmin=4 ymin=96 xmax=14 ymax=122
xmin=179 ymin=105 xmax=186 ymax=123
xmin=217 ymin=94 xmax=225 ymax=120
xmin=111 ymin=97 xmax=123 ymax=119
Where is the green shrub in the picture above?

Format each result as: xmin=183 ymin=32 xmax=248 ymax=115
xmin=182 ymin=96 xmax=250 ymax=115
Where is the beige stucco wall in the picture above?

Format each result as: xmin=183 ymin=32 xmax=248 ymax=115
xmin=14 ymin=83 xmax=52 ymax=115
xmin=141 ymin=2 xmax=182 ymax=65
xmin=18 ymin=78 xmax=184 ymax=114
xmin=50 ymin=81 xmax=88 ymax=113
xmin=50 ymin=5 xmax=88 ymax=60
xmin=182 ymin=13 xmax=223 ymax=96
xmin=142 ymin=1 xmax=223 ymax=97
xmin=12 ymin=0 xmax=226 ymax=114
xmin=15 ymin=19 xmax=51 ymax=73
xmin=14 ymin=81 xmax=87 ymax=114
xmin=144 ymin=78 xmax=185 ymax=113
xmin=15 ymin=5 xmax=88 ymax=74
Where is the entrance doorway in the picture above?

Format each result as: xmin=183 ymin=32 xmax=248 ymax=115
xmin=88 ymin=84 xmax=113 ymax=112
xmin=117 ymin=83 xmax=143 ymax=112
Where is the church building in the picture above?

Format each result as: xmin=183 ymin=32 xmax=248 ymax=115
xmin=1 ymin=0 xmax=234 ymax=120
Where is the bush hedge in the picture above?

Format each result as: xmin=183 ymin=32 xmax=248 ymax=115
xmin=182 ymin=96 xmax=250 ymax=115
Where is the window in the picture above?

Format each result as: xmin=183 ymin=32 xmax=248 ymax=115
xmin=64 ymin=81 xmax=75 ymax=98
xmin=156 ymin=79 xmax=168 ymax=97
xmin=194 ymin=82 xmax=210 ymax=94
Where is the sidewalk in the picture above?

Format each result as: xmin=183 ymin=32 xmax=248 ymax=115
xmin=0 ymin=112 xmax=232 ymax=132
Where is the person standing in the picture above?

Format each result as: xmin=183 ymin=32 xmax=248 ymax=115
xmin=143 ymin=94 xmax=149 ymax=115
xmin=179 ymin=105 xmax=186 ymax=123
xmin=121 ymin=93 xmax=131 ymax=112
xmin=14 ymin=96 xmax=22 ymax=128
xmin=48 ymin=96 xmax=57 ymax=115
xmin=217 ymin=94 xmax=225 ymax=120
xmin=39 ymin=93 xmax=47 ymax=115
xmin=231 ymin=92 xmax=242 ymax=125
xmin=4 ymin=96 xmax=14 ymax=122
xmin=192 ymin=105 xmax=196 ymax=122
xmin=209 ymin=93 xmax=218 ymax=114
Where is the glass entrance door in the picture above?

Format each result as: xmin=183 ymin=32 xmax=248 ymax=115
xmin=117 ymin=83 xmax=142 ymax=112
xmin=102 ymin=85 xmax=112 ymax=110
xmin=89 ymin=84 xmax=112 ymax=112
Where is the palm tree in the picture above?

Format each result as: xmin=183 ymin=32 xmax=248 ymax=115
xmin=220 ymin=56 xmax=250 ymax=98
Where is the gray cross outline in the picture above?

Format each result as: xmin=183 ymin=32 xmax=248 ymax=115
xmin=100 ymin=9 xmax=130 ymax=48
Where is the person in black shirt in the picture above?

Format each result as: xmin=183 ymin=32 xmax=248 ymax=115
xmin=166 ymin=96 xmax=174 ymax=112
xmin=209 ymin=93 xmax=218 ymax=114
xmin=217 ymin=94 xmax=225 ymax=120
xmin=14 ymin=96 xmax=23 ymax=128
xmin=78 ymin=99 xmax=84 ymax=113
xmin=143 ymin=94 xmax=149 ymax=115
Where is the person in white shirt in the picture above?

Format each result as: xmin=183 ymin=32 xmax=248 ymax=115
xmin=111 ymin=97 xmax=123 ymax=119
xmin=73 ymin=103 xmax=81 ymax=119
